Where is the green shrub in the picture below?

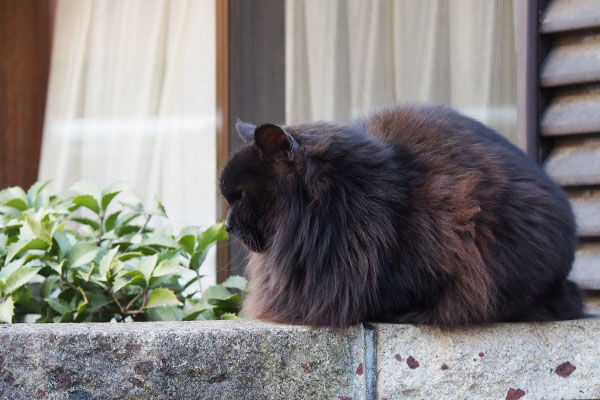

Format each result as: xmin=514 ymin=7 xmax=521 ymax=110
xmin=0 ymin=181 xmax=246 ymax=323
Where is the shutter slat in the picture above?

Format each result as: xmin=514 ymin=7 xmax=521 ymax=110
xmin=570 ymin=243 xmax=600 ymax=290
xmin=541 ymin=33 xmax=600 ymax=87
xmin=541 ymin=1 xmax=600 ymax=290
xmin=570 ymin=191 xmax=600 ymax=236
xmin=540 ymin=86 xmax=600 ymax=136
xmin=541 ymin=0 xmax=600 ymax=34
xmin=544 ymin=138 xmax=600 ymax=186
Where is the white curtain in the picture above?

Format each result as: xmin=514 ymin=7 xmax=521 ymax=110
xmin=286 ymin=0 xmax=517 ymax=142
xmin=39 ymin=0 xmax=217 ymax=283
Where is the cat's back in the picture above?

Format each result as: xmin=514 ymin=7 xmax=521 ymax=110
xmin=363 ymin=105 xmax=521 ymax=172
xmin=361 ymin=105 xmax=580 ymax=324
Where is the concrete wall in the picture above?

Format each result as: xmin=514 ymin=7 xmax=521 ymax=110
xmin=0 ymin=319 xmax=598 ymax=399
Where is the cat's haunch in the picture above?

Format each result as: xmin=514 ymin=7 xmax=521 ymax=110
xmin=220 ymin=105 xmax=584 ymax=328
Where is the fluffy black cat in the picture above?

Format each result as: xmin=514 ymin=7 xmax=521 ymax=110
xmin=219 ymin=105 xmax=584 ymax=328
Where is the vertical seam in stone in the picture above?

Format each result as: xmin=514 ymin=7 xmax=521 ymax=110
xmin=363 ymin=323 xmax=377 ymax=400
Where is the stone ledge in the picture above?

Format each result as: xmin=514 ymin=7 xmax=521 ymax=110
xmin=1 ymin=319 xmax=599 ymax=399
xmin=0 ymin=321 xmax=365 ymax=400
xmin=375 ymin=318 xmax=600 ymax=400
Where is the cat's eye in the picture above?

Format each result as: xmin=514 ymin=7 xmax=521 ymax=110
xmin=229 ymin=190 xmax=244 ymax=203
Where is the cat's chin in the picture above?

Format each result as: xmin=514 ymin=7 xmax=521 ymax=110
xmin=236 ymin=236 xmax=264 ymax=253
xmin=243 ymin=243 xmax=263 ymax=253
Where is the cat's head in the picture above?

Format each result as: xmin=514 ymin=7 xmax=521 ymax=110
xmin=219 ymin=121 xmax=301 ymax=252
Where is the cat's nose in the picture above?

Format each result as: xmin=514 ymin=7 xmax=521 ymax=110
xmin=225 ymin=210 xmax=233 ymax=233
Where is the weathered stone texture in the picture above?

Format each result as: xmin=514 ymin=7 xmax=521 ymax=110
xmin=375 ymin=318 xmax=600 ymax=399
xmin=0 ymin=321 xmax=365 ymax=400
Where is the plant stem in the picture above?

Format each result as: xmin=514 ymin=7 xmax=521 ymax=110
xmin=60 ymin=272 xmax=79 ymax=293
xmin=125 ymin=286 xmax=148 ymax=310
xmin=107 ymin=289 xmax=126 ymax=314
xmin=97 ymin=211 xmax=104 ymax=245
xmin=107 ymin=288 xmax=146 ymax=316
xmin=136 ymin=214 xmax=152 ymax=236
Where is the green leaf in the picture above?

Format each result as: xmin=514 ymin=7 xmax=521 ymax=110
xmin=151 ymin=196 xmax=168 ymax=217
xmin=25 ymin=212 xmax=55 ymax=244
xmin=12 ymin=287 xmax=41 ymax=313
xmin=141 ymin=230 xmax=178 ymax=249
xmin=0 ymin=232 xmax=7 ymax=252
xmin=149 ymin=274 xmax=182 ymax=291
xmin=101 ymin=181 xmax=130 ymax=211
xmin=111 ymin=270 xmax=145 ymax=292
xmin=78 ymin=264 xmax=94 ymax=282
xmin=0 ymin=297 xmax=14 ymax=323
xmin=152 ymin=258 xmax=180 ymax=278
xmin=4 ymin=266 xmax=41 ymax=294
xmin=53 ymin=230 xmax=72 ymax=260
xmin=197 ymin=222 xmax=228 ymax=250
xmin=144 ymin=288 xmax=180 ymax=309
xmin=46 ymin=297 xmax=71 ymax=314
xmin=183 ymin=298 xmax=214 ymax=321
xmin=117 ymin=251 xmax=144 ymax=261
xmin=202 ymin=284 xmax=232 ymax=301
xmin=0 ymin=187 xmax=28 ymax=210
xmin=69 ymin=181 xmax=102 ymax=201
xmin=182 ymin=275 xmax=200 ymax=291
xmin=189 ymin=222 xmax=228 ymax=271
xmin=178 ymin=235 xmax=195 ymax=254
xmin=104 ymin=211 xmax=121 ymax=232
xmin=214 ymin=294 xmax=242 ymax=314
xmin=71 ymin=217 xmax=100 ymax=231
xmin=50 ymin=259 xmax=65 ymax=275
xmin=0 ymin=257 xmax=26 ymax=281
xmin=4 ymin=198 xmax=27 ymax=211
xmin=26 ymin=180 xmax=51 ymax=206
xmin=75 ymin=301 xmax=88 ymax=320
xmin=72 ymin=195 xmax=100 ymax=214
xmin=189 ymin=250 xmax=208 ymax=272
xmin=118 ymin=211 xmax=142 ymax=227
xmin=75 ymin=287 xmax=88 ymax=320
xmin=5 ymin=238 xmax=48 ymax=264
xmin=110 ymin=259 xmax=124 ymax=277
xmin=115 ymin=225 xmax=142 ymax=237
xmin=146 ymin=306 xmax=183 ymax=321
xmin=98 ymin=246 xmax=119 ymax=280
xmin=136 ymin=254 xmax=158 ymax=283
xmin=222 ymin=275 xmax=248 ymax=292
xmin=0 ymin=205 xmax=22 ymax=217
xmin=221 ymin=312 xmax=240 ymax=320
xmin=85 ymin=292 xmax=112 ymax=313
xmin=68 ymin=242 xmax=101 ymax=268
xmin=199 ymin=308 xmax=217 ymax=320
xmin=40 ymin=275 xmax=61 ymax=299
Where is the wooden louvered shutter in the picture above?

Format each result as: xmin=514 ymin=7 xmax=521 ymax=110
xmin=540 ymin=0 xmax=600 ymax=294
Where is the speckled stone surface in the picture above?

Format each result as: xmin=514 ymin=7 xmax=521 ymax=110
xmin=375 ymin=318 xmax=600 ymax=400
xmin=0 ymin=321 xmax=365 ymax=400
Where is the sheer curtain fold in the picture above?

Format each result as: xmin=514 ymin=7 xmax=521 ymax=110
xmin=39 ymin=0 xmax=217 ymax=283
xmin=286 ymin=0 xmax=517 ymax=142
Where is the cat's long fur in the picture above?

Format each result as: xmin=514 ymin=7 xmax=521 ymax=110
xmin=220 ymin=105 xmax=584 ymax=328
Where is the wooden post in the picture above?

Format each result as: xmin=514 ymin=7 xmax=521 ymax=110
xmin=216 ymin=0 xmax=286 ymax=279
xmin=0 ymin=0 xmax=55 ymax=189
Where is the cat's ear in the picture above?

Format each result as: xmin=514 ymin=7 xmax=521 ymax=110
xmin=235 ymin=120 xmax=256 ymax=143
xmin=254 ymin=124 xmax=299 ymax=160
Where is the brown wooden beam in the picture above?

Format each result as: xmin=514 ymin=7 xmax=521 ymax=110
xmin=216 ymin=0 xmax=230 ymax=283
xmin=0 ymin=0 xmax=55 ymax=189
